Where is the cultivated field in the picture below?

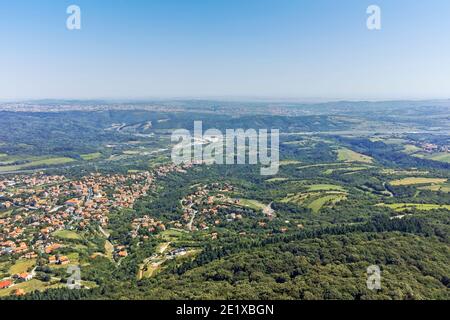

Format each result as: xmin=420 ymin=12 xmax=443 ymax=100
xmin=337 ymin=148 xmax=373 ymax=164
xmin=390 ymin=178 xmax=447 ymax=186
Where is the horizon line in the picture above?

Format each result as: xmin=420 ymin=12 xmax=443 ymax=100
xmin=2 ymin=96 xmax=450 ymax=105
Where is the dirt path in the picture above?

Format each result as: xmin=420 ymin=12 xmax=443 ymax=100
xmin=263 ymin=202 xmax=276 ymax=219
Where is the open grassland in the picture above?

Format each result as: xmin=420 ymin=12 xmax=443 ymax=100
xmin=308 ymin=194 xmax=347 ymax=213
xmin=337 ymin=148 xmax=373 ymax=164
xmin=9 ymin=259 xmax=36 ymax=275
xmin=381 ymin=169 xmax=429 ymax=176
xmin=80 ymin=152 xmax=102 ymax=160
xmin=266 ymin=177 xmax=289 ymax=183
xmin=413 ymin=152 xmax=450 ymax=163
xmin=427 ymin=153 xmax=450 ymax=163
xmin=0 ymin=156 xmax=75 ymax=172
xmin=282 ymin=193 xmax=309 ymax=205
xmin=0 ymin=210 xmax=12 ymax=218
xmin=104 ymin=240 xmax=114 ymax=260
xmin=123 ymin=150 xmax=141 ymax=155
xmin=418 ymin=183 xmax=450 ymax=193
xmin=390 ymin=177 xmax=447 ymax=186
xmin=298 ymin=163 xmax=342 ymax=170
xmin=50 ymin=252 xmax=80 ymax=269
xmin=282 ymin=189 xmax=347 ymax=213
xmin=377 ymin=203 xmax=450 ymax=212
xmin=158 ymin=229 xmax=189 ymax=242
xmin=139 ymin=262 xmax=161 ymax=279
xmin=324 ymin=166 xmax=370 ymax=175
xmin=306 ymin=184 xmax=346 ymax=192
xmin=237 ymin=199 xmax=267 ymax=211
xmin=0 ymin=279 xmax=64 ymax=297
xmin=53 ymin=229 xmax=83 ymax=240
xmin=370 ymin=138 xmax=408 ymax=145
xmin=402 ymin=144 xmax=422 ymax=154
xmin=279 ymin=160 xmax=302 ymax=166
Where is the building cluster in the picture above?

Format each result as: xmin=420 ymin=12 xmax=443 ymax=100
xmin=419 ymin=142 xmax=449 ymax=153
xmin=179 ymin=183 xmax=241 ymax=232
xmin=131 ymin=215 xmax=166 ymax=239
xmin=0 ymin=163 xmax=191 ymax=262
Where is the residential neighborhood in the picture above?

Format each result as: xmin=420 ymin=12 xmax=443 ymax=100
xmin=0 ymin=163 xmax=193 ymax=294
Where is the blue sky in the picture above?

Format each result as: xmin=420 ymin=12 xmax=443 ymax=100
xmin=1 ymin=0 xmax=450 ymax=101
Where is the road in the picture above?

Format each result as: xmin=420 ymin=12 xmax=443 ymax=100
xmin=187 ymin=210 xmax=197 ymax=231
xmin=263 ymin=202 xmax=276 ymax=219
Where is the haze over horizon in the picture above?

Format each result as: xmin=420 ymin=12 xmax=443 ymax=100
xmin=2 ymin=0 xmax=450 ymax=101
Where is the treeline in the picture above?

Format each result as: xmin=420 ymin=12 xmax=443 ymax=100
xmin=174 ymin=215 xmax=436 ymax=275
xmin=335 ymin=137 xmax=450 ymax=170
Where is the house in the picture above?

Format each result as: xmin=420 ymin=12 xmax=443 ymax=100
xmin=17 ymin=273 xmax=33 ymax=282
xmin=118 ymin=250 xmax=128 ymax=257
xmin=45 ymin=243 xmax=61 ymax=254
xmin=169 ymin=248 xmax=187 ymax=257
xmin=0 ymin=280 xmax=12 ymax=289
xmin=58 ymin=256 xmax=70 ymax=265
xmin=24 ymin=252 xmax=37 ymax=259
xmin=14 ymin=242 xmax=28 ymax=254
xmin=65 ymin=199 xmax=79 ymax=207
xmin=14 ymin=288 xmax=26 ymax=296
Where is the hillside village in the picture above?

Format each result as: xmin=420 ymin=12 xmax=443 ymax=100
xmin=0 ymin=163 xmax=192 ymax=294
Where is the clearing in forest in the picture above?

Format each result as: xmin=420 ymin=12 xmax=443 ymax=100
xmin=390 ymin=177 xmax=447 ymax=186
xmin=337 ymin=148 xmax=373 ymax=164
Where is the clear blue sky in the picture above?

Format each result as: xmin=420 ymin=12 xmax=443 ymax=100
xmin=1 ymin=0 xmax=450 ymax=101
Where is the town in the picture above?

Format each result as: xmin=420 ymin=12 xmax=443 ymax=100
xmin=0 ymin=163 xmax=192 ymax=295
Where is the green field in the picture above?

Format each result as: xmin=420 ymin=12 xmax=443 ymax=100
xmin=427 ymin=153 xmax=450 ymax=163
xmin=298 ymin=163 xmax=342 ymax=170
xmin=402 ymin=144 xmax=422 ymax=154
xmin=53 ymin=230 xmax=83 ymax=240
xmin=370 ymin=138 xmax=408 ymax=145
xmin=50 ymin=252 xmax=80 ymax=269
xmin=418 ymin=183 xmax=450 ymax=193
xmin=308 ymin=194 xmax=347 ymax=213
xmin=0 ymin=279 xmax=64 ymax=297
xmin=390 ymin=177 xmax=447 ymax=186
xmin=282 ymin=190 xmax=347 ymax=213
xmin=159 ymin=229 xmax=189 ymax=242
xmin=0 ymin=210 xmax=12 ymax=218
xmin=9 ymin=259 xmax=36 ymax=275
xmin=0 ymin=157 xmax=75 ymax=172
xmin=306 ymin=184 xmax=346 ymax=192
xmin=279 ymin=160 xmax=302 ymax=166
xmin=413 ymin=152 xmax=450 ymax=163
xmin=381 ymin=169 xmax=429 ymax=176
xmin=123 ymin=150 xmax=141 ymax=155
xmin=104 ymin=240 xmax=114 ymax=260
xmin=81 ymin=152 xmax=102 ymax=160
xmin=266 ymin=177 xmax=289 ymax=183
xmin=140 ymin=263 xmax=161 ymax=279
xmin=324 ymin=166 xmax=370 ymax=175
xmin=237 ymin=199 xmax=267 ymax=211
xmin=337 ymin=148 xmax=373 ymax=164
xmin=377 ymin=203 xmax=450 ymax=212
